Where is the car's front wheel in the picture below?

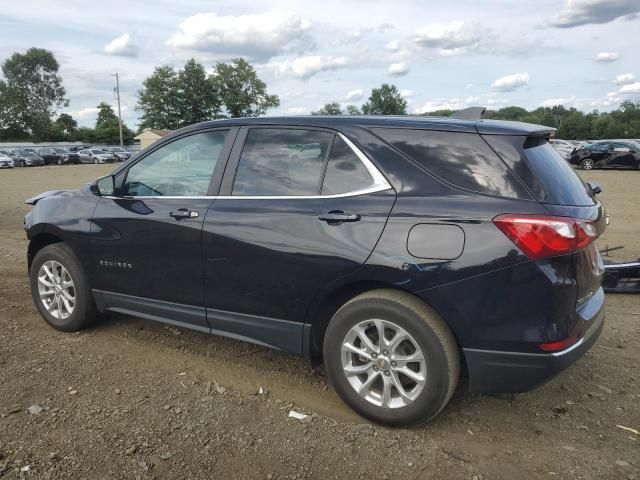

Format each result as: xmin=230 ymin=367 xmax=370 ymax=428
xmin=323 ymin=289 xmax=460 ymax=426
xmin=30 ymin=243 xmax=98 ymax=332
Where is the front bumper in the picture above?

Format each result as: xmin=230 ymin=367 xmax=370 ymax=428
xmin=463 ymin=288 xmax=605 ymax=394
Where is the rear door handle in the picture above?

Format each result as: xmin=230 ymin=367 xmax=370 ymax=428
xmin=318 ymin=211 xmax=361 ymax=224
xmin=170 ymin=208 xmax=199 ymax=220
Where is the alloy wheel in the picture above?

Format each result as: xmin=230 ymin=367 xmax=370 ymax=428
xmin=341 ymin=319 xmax=427 ymax=408
xmin=581 ymin=159 xmax=594 ymax=170
xmin=37 ymin=260 xmax=76 ymax=319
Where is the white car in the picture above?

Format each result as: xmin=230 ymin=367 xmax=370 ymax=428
xmin=0 ymin=154 xmax=15 ymax=168
xmin=549 ymin=139 xmax=575 ymax=159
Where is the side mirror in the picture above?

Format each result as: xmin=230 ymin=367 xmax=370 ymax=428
xmin=93 ymin=175 xmax=115 ymax=196
xmin=587 ymin=181 xmax=602 ymax=195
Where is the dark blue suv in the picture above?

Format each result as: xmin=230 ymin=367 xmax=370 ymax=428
xmin=25 ymin=115 xmax=607 ymax=425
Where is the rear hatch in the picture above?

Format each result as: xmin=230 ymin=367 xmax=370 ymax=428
xmin=482 ymin=134 xmax=607 ymax=309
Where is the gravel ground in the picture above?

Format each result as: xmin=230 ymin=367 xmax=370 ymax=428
xmin=0 ymin=165 xmax=638 ymax=480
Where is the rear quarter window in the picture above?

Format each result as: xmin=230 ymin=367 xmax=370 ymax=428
xmin=482 ymin=135 xmax=595 ymax=207
xmin=372 ymin=128 xmax=531 ymax=199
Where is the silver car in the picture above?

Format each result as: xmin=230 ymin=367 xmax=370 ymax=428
xmin=77 ymin=149 xmax=117 ymax=164
xmin=0 ymin=153 xmax=14 ymax=168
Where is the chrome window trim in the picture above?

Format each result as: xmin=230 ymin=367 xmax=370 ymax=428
xmin=112 ymin=132 xmax=393 ymax=201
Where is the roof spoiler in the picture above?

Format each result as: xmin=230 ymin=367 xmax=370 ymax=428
xmin=450 ymin=106 xmax=486 ymax=120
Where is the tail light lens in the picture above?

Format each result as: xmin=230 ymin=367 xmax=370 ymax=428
xmin=493 ymin=214 xmax=598 ymax=260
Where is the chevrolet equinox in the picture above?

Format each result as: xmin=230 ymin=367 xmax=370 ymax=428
xmin=25 ymin=114 xmax=607 ymax=426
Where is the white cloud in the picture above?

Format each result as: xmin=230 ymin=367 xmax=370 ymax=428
xmin=400 ymin=89 xmax=416 ymax=98
xmin=465 ymin=83 xmax=474 ymax=89
xmin=345 ymin=89 xmax=364 ymax=101
xmin=412 ymin=21 xmax=484 ymax=54
xmin=269 ymin=55 xmax=349 ymax=79
xmin=103 ymin=33 xmax=139 ymax=57
xmin=540 ymin=96 xmax=577 ymax=107
xmin=388 ymin=62 xmax=409 ymax=76
xmin=549 ymin=0 xmax=640 ymax=28
xmin=595 ymin=51 xmax=619 ymax=62
xmin=286 ymin=107 xmax=308 ymax=114
xmin=166 ymin=11 xmax=312 ymax=60
xmin=385 ymin=40 xmax=400 ymax=52
xmin=414 ymin=99 xmax=466 ymax=114
xmin=612 ymin=73 xmax=635 ymax=85
xmin=619 ymin=82 xmax=640 ymax=93
xmin=491 ymin=72 xmax=530 ymax=92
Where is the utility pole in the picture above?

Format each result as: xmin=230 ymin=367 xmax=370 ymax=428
xmin=113 ymin=72 xmax=124 ymax=147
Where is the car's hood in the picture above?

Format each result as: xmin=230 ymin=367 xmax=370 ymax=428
xmin=25 ymin=190 xmax=72 ymax=205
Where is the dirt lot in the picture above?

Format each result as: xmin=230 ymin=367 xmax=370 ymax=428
xmin=0 ymin=165 xmax=638 ymax=480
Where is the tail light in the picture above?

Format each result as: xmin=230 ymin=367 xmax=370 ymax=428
xmin=493 ymin=214 xmax=598 ymax=260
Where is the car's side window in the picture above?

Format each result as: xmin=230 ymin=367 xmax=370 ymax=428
xmin=122 ymin=130 xmax=228 ymax=197
xmin=232 ymin=128 xmax=333 ymax=196
xmin=321 ymin=136 xmax=373 ymax=195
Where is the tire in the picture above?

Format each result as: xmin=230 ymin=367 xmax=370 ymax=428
xmin=580 ymin=158 xmax=594 ymax=170
xmin=323 ymin=289 xmax=459 ymax=426
xmin=57 ymin=158 xmax=62 ymax=165
xmin=94 ymin=158 xmax=99 ymax=164
xmin=30 ymin=243 xmax=98 ymax=332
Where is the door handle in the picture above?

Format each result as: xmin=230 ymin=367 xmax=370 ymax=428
xmin=170 ymin=208 xmax=199 ymax=219
xmin=318 ymin=211 xmax=361 ymax=224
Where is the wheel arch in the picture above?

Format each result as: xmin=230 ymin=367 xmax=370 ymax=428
xmin=306 ymin=281 xmax=460 ymax=361
xmin=27 ymin=231 xmax=64 ymax=271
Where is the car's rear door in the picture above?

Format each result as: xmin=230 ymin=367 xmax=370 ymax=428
xmin=608 ymin=143 xmax=635 ymax=168
xmin=90 ymin=128 xmax=237 ymax=330
xmin=202 ymin=126 xmax=396 ymax=353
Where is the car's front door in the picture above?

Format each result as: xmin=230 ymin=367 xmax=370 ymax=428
xmin=202 ymin=126 xmax=396 ymax=352
xmin=90 ymin=128 xmax=236 ymax=330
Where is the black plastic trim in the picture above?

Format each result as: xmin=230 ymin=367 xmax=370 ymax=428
xmin=92 ymin=289 xmax=307 ymax=354
xmin=463 ymin=306 xmax=604 ymax=393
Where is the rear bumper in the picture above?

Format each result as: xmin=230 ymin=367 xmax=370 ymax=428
xmin=463 ymin=289 xmax=605 ymax=394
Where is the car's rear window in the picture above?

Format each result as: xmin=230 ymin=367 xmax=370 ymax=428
xmin=373 ymin=128 xmax=531 ymax=199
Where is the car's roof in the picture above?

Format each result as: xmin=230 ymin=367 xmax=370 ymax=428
xmin=180 ymin=115 xmax=555 ymax=136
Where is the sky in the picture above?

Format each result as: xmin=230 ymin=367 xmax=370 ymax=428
xmin=1 ymin=0 xmax=639 ymax=128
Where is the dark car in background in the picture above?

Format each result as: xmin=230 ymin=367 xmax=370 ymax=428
xmin=25 ymin=115 xmax=606 ymax=426
xmin=10 ymin=149 xmax=45 ymax=167
xmin=38 ymin=147 xmax=76 ymax=165
xmin=103 ymin=146 xmax=132 ymax=161
xmin=570 ymin=141 xmax=640 ymax=170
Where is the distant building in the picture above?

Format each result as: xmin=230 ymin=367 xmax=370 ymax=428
xmin=135 ymin=128 xmax=173 ymax=150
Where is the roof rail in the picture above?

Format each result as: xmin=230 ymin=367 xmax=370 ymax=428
xmin=450 ymin=106 xmax=486 ymax=120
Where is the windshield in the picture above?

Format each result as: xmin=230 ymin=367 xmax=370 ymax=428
xmin=91 ymin=149 xmax=106 ymax=154
xmin=112 ymin=147 xmax=125 ymax=152
xmin=54 ymin=148 xmax=69 ymax=153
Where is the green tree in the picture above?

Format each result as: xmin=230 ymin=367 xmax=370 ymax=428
xmin=312 ymin=102 xmax=343 ymax=115
xmin=361 ymin=84 xmax=407 ymax=115
xmin=177 ymin=59 xmax=221 ymax=125
xmin=212 ymin=58 xmax=279 ymax=117
xmin=93 ymin=102 xmax=134 ymax=144
xmin=54 ymin=113 xmax=78 ymax=136
xmin=136 ymin=65 xmax=181 ymax=130
xmin=345 ymin=104 xmax=361 ymax=115
xmin=0 ymin=47 xmax=67 ymax=139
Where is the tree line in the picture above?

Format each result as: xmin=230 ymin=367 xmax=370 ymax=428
xmin=1 ymin=47 xmax=639 ymax=144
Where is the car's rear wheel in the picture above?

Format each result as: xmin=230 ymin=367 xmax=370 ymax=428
xmin=57 ymin=158 xmax=62 ymax=165
xmin=30 ymin=243 xmax=98 ymax=332
xmin=94 ymin=158 xmax=99 ymax=164
xmin=580 ymin=158 xmax=594 ymax=170
xmin=323 ymin=289 xmax=459 ymax=426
